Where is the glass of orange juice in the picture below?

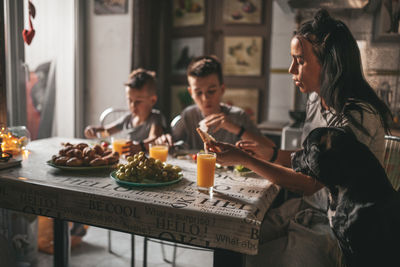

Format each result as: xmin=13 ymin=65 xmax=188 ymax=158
xmin=149 ymin=144 xmax=169 ymax=162
xmin=197 ymin=151 xmax=216 ymax=193
xmin=111 ymin=137 xmax=129 ymax=156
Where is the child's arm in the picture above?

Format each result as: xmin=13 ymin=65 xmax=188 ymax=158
xmin=84 ymin=124 xmax=121 ymax=139
xmin=84 ymin=125 xmax=105 ymax=139
xmin=122 ymin=124 xmax=165 ymax=155
xmin=203 ymin=113 xmax=270 ymax=144
xmin=141 ymin=124 xmax=165 ymax=151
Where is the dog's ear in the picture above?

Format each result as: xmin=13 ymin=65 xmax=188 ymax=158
xmin=293 ymin=127 xmax=327 ymax=178
xmin=307 ymin=128 xmax=347 ymax=186
xmin=304 ymin=144 xmax=321 ymax=178
xmin=292 ymin=144 xmax=322 ymax=178
xmin=296 ymin=127 xmax=352 ymax=185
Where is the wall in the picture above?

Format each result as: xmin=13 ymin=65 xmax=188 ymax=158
xmin=82 ymin=1 xmax=400 ymax=130
xmin=332 ymin=9 xmax=400 ymax=123
xmin=267 ymin=2 xmax=400 ymax=124
xmin=85 ymin=0 xmax=133 ymax=128
xmin=24 ymin=0 xmax=75 ymax=137
xmin=23 ymin=0 xmax=133 ymax=137
xmin=267 ymin=1 xmax=296 ymax=123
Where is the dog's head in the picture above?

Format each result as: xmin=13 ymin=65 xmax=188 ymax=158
xmin=291 ymin=127 xmax=387 ymax=189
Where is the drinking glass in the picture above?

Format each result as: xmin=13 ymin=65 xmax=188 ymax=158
xmin=196 ymin=151 xmax=216 ymax=193
xmin=149 ymin=143 xmax=169 ymax=162
xmin=111 ymin=136 xmax=129 ymax=156
xmin=5 ymin=126 xmax=31 ymax=153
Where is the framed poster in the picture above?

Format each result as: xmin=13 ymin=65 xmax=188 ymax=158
xmin=223 ymin=36 xmax=263 ymax=76
xmin=222 ymin=88 xmax=259 ymax=122
xmin=223 ymin=0 xmax=262 ymax=24
xmin=373 ymin=0 xmax=400 ymax=42
xmin=170 ymin=85 xmax=193 ymax=118
xmin=171 ymin=37 xmax=204 ymax=75
xmin=173 ymin=0 xmax=205 ymax=27
xmin=94 ymin=0 xmax=128 ymax=15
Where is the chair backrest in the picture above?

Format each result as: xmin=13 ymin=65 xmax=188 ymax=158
xmin=170 ymin=115 xmax=181 ymax=128
xmin=99 ymin=108 xmax=130 ymax=127
xmin=383 ymin=135 xmax=400 ymax=191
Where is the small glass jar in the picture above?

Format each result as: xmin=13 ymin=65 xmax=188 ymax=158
xmin=6 ymin=126 xmax=31 ymax=153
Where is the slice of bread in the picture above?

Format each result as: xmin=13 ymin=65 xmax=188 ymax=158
xmin=196 ymin=127 xmax=215 ymax=143
xmin=196 ymin=128 xmax=221 ymax=152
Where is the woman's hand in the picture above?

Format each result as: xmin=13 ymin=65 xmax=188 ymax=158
xmin=236 ymin=140 xmax=274 ymax=161
xmin=203 ymin=113 xmax=238 ymax=134
xmin=208 ymin=141 xmax=249 ymax=166
xmin=84 ymin=126 xmax=104 ymax=139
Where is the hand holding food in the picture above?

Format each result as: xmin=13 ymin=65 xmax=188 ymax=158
xmin=236 ymin=140 xmax=274 ymax=160
xmin=50 ymin=142 xmax=119 ymax=167
xmin=202 ymin=113 xmax=237 ymax=133
xmin=196 ymin=127 xmax=221 ymax=152
xmin=208 ymin=141 xmax=246 ymax=167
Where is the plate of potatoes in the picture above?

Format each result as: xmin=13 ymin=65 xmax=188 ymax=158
xmin=47 ymin=142 xmax=119 ymax=170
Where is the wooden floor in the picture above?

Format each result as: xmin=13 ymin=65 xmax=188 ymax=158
xmin=37 ymin=226 xmax=213 ymax=267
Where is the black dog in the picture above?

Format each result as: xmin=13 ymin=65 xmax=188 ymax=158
xmin=291 ymin=127 xmax=400 ymax=267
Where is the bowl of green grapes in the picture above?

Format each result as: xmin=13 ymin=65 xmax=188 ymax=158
xmin=110 ymin=151 xmax=183 ymax=187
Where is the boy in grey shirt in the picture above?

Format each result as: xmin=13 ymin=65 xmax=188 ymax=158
xmin=157 ymin=56 xmax=267 ymax=150
xmin=85 ymin=68 xmax=166 ymax=154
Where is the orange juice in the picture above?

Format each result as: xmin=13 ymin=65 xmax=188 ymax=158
xmin=149 ymin=145 xmax=168 ymax=162
xmin=197 ymin=152 xmax=216 ymax=189
xmin=112 ymin=139 xmax=127 ymax=156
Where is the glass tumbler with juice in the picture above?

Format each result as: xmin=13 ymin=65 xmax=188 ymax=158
xmin=149 ymin=144 xmax=169 ymax=162
xmin=197 ymin=151 xmax=216 ymax=193
xmin=111 ymin=137 xmax=128 ymax=156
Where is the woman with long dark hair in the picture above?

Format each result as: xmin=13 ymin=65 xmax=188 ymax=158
xmin=210 ymin=9 xmax=392 ymax=266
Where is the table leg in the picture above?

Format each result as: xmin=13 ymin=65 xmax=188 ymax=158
xmin=213 ymin=249 xmax=245 ymax=267
xmin=131 ymin=234 xmax=135 ymax=267
xmin=143 ymin=237 xmax=148 ymax=267
xmin=54 ymin=219 xmax=69 ymax=267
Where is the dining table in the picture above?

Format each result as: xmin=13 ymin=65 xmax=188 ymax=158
xmin=0 ymin=137 xmax=281 ymax=267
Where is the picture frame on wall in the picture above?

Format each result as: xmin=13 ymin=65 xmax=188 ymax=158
xmin=373 ymin=0 xmax=400 ymax=42
xmin=173 ymin=0 xmax=205 ymax=27
xmin=171 ymin=37 xmax=204 ymax=75
xmin=223 ymin=0 xmax=262 ymax=24
xmin=222 ymin=88 xmax=259 ymax=122
xmin=223 ymin=36 xmax=263 ymax=76
xmin=170 ymin=85 xmax=193 ymax=118
xmin=94 ymin=0 xmax=128 ymax=15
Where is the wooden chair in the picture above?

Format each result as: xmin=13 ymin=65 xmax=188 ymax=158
xmin=383 ymin=135 xmax=400 ymax=191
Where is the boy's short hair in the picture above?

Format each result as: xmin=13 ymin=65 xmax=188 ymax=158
xmin=187 ymin=55 xmax=223 ymax=85
xmin=124 ymin=68 xmax=157 ymax=95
